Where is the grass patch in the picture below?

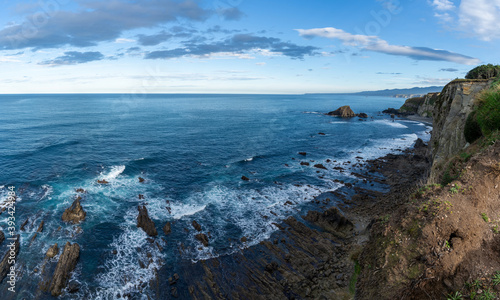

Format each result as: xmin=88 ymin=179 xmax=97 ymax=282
xmin=481 ymin=213 xmax=489 ymax=222
xmin=349 ymin=261 xmax=361 ymax=294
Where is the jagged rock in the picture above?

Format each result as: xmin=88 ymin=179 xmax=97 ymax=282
xmin=414 ymin=138 xmax=426 ymax=149
xmin=67 ymin=280 xmax=80 ymax=293
xmin=62 ymin=197 xmax=86 ymax=224
xmin=241 ymin=236 xmax=248 ymax=243
xmin=300 ymin=162 xmax=310 ymax=166
xmin=138 ymin=194 xmax=144 ymax=200
xmin=318 ymin=132 xmax=326 ymax=135
xmin=48 ymin=242 xmax=80 ymax=296
xmin=299 ymin=152 xmax=307 ymax=156
xmin=358 ymin=113 xmax=368 ymax=118
xmin=0 ymin=235 xmax=20 ymax=284
xmin=192 ymin=221 xmax=202 ymax=232
xmin=46 ymin=244 xmax=59 ymax=259
xmin=195 ymin=233 xmax=209 ymax=247
xmin=327 ymin=106 xmax=356 ymax=118
xmin=163 ymin=222 xmax=172 ymax=235
xmin=0 ymin=231 xmax=4 ymax=246
xmin=383 ymin=108 xmax=399 ymax=114
xmin=241 ymin=176 xmax=250 ymax=181
xmin=137 ymin=205 xmax=157 ymax=237
xmin=138 ymin=177 xmax=145 ymax=183
xmin=314 ymin=164 xmax=327 ymax=170
xmin=97 ymin=179 xmax=109 ymax=184
xmin=37 ymin=220 xmax=44 ymax=232
xmin=303 ymin=207 xmax=353 ymax=237
xmin=20 ymin=218 xmax=29 ymax=231
xmin=75 ymin=188 xmax=86 ymax=193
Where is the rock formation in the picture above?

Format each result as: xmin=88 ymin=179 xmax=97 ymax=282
xmin=137 ymin=205 xmax=158 ymax=236
xmin=62 ymin=197 xmax=86 ymax=224
xmin=327 ymin=106 xmax=356 ymax=118
xmin=163 ymin=222 xmax=171 ymax=235
xmin=0 ymin=235 xmax=19 ymax=284
xmin=0 ymin=230 xmax=4 ymax=246
xmin=46 ymin=243 xmax=59 ymax=259
xmin=48 ymin=242 xmax=80 ymax=296
xmin=195 ymin=233 xmax=209 ymax=247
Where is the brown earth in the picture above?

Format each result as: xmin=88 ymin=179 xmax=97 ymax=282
xmin=357 ymin=141 xmax=500 ymax=299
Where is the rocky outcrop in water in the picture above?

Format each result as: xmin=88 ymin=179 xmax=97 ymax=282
xmin=62 ymin=197 xmax=86 ymax=224
xmin=137 ymin=205 xmax=158 ymax=237
xmin=0 ymin=235 xmax=19 ymax=284
xmin=327 ymin=106 xmax=356 ymax=118
xmin=48 ymin=242 xmax=80 ymax=296
xmin=0 ymin=231 xmax=4 ymax=246
xmin=46 ymin=243 xmax=59 ymax=259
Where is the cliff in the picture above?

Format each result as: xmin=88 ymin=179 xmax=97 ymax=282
xmin=428 ymin=79 xmax=492 ymax=182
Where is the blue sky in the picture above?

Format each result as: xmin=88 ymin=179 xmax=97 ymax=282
xmin=0 ymin=0 xmax=498 ymax=94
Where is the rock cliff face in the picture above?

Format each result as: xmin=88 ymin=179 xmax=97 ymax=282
xmin=429 ymin=79 xmax=492 ymax=182
xmin=417 ymin=92 xmax=439 ymax=118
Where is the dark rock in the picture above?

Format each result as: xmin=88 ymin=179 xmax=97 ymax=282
xmin=75 ymin=188 xmax=86 ymax=193
xmin=0 ymin=231 xmax=4 ymax=246
xmin=300 ymin=162 xmax=310 ymax=166
xmin=192 ymin=220 xmax=202 ymax=232
xmin=414 ymin=138 xmax=426 ymax=149
xmin=303 ymin=207 xmax=354 ymax=237
xmin=137 ymin=205 xmax=158 ymax=237
xmin=0 ymin=235 xmax=20 ymax=283
xmin=37 ymin=220 xmax=44 ymax=232
xmin=382 ymin=108 xmax=399 ymax=114
xmin=299 ymin=152 xmax=307 ymax=156
xmin=314 ymin=164 xmax=327 ymax=170
xmin=265 ymin=261 xmax=279 ymax=273
xmin=62 ymin=197 xmax=86 ymax=224
xmin=241 ymin=176 xmax=250 ymax=181
xmin=358 ymin=113 xmax=368 ymax=118
xmin=327 ymin=106 xmax=356 ymax=118
xmin=138 ymin=177 xmax=145 ymax=183
xmin=171 ymin=286 xmax=178 ymax=298
xmin=48 ymin=242 xmax=80 ymax=296
xmin=318 ymin=132 xmax=326 ymax=135
xmin=195 ymin=233 xmax=209 ymax=247
xmin=68 ymin=280 xmax=80 ymax=293
xmin=241 ymin=236 xmax=248 ymax=243
xmin=163 ymin=222 xmax=172 ymax=236
xmin=391 ymin=114 xmax=395 ymax=119
xmin=97 ymin=179 xmax=109 ymax=184
xmin=20 ymin=218 xmax=29 ymax=231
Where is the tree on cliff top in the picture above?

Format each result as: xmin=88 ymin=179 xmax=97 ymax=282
xmin=465 ymin=64 xmax=500 ymax=80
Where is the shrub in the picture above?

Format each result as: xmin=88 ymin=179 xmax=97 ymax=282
xmin=465 ymin=64 xmax=500 ymax=80
xmin=476 ymin=87 xmax=500 ymax=136
xmin=464 ymin=111 xmax=483 ymax=143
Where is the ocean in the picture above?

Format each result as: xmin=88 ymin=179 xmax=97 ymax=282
xmin=0 ymin=94 xmax=430 ymax=299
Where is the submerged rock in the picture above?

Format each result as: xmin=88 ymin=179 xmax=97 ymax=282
xmin=327 ymin=106 xmax=356 ymax=118
xmin=48 ymin=242 xmax=80 ymax=296
xmin=299 ymin=152 xmax=307 ymax=156
xmin=75 ymin=188 xmax=86 ymax=193
xmin=314 ymin=164 xmax=327 ymax=170
xmin=195 ymin=233 xmax=209 ymax=247
xmin=62 ymin=197 xmax=86 ymax=224
xmin=241 ymin=176 xmax=250 ymax=181
xmin=358 ymin=113 xmax=368 ymax=118
xmin=97 ymin=179 xmax=109 ymax=184
xmin=300 ymin=162 xmax=310 ymax=166
xmin=192 ymin=221 xmax=202 ymax=232
xmin=138 ymin=177 xmax=145 ymax=183
xmin=137 ymin=205 xmax=158 ymax=237
xmin=163 ymin=222 xmax=172 ymax=236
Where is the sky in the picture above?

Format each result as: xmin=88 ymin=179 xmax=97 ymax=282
xmin=0 ymin=0 xmax=499 ymax=94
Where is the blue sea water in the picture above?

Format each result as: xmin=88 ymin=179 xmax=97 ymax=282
xmin=0 ymin=94 xmax=430 ymax=299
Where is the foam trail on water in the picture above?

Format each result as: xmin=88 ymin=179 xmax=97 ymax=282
xmin=101 ymin=165 xmax=126 ymax=181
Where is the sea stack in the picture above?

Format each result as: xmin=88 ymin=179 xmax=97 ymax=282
xmin=327 ymin=106 xmax=356 ymax=118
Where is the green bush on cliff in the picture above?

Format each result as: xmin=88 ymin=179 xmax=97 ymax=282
xmin=465 ymin=64 xmax=500 ymax=80
xmin=464 ymin=111 xmax=483 ymax=143
xmin=476 ymin=87 xmax=500 ymax=136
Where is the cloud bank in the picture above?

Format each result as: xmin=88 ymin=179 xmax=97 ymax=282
xmin=39 ymin=51 xmax=104 ymax=66
xmin=296 ymin=27 xmax=480 ymax=65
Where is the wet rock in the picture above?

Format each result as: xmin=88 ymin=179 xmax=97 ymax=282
xmin=383 ymin=108 xmax=399 ymax=114
xmin=138 ymin=177 xmax=145 ymax=183
xmin=62 ymin=197 xmax=86 ymax=224
xmin=195 ymin=233 xmax=209 ymax=247
xmin=241 ymin=236 xmax=248 ymax=243
xmin=299 ymin=152 xmax=307 ymax=156
xmin=300 ymin=162 xmax=310 ymax=166
xmin=137 ymin=206 xmax=158 ymax=237
xmin=314 ymin=164 xmax=327 ymax=170
xmin=169 ymin=273 xmax=180 ymax=285
xmin=171 ymin=286 xmax=178 ymax=298
xmin=241 ymin=176 xmax=250 ymax=181
xmin=163 ymin=222 xmax=172 ymax=236
xmin=0 ymin=235 xmax=20 ymax=283
xmin=37 ymin=220 xmax=44 ymax=232
xmin=0 ymin=231 xmax=4 ymax=246
xmin=75 ymin=188 xmax=86 ymax=193
xmin=68 ymin=280 xmax=80 ymax=293
xmin=20 ymin=218 xmax=29 ymax=231
xmin=48 ymin=242 xmax=80 ymax=296
xmin=358 ymin=113 xmax=368 ymax=118
xmin=327 ymin=106 xmax=356 ymax=118
xmin=318 ymin=132 xmax=326 ymax=135
xmin=97 ymin=179 xmax=109 ymax=184
xmin=265 ymin=261 xmax=279 ymax=273
xmin=192 ymin=220 xmax=202 ymax=232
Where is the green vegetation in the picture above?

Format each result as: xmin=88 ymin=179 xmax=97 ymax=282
xmin=465 ymin=111 xmax=483 ymax=143
xmin=481 ymin=213 xmax=489 ymax=222
xmin=447 ymin=291 xmax=463 ymax=300
xmin=493 ymin=225 xmax=499 ymax=234
xmin=465 ymin=64 xmax=500 ymax=80
xmin=349 ymin=261 xmax=361 ymax=294
xmin=445 ymin=240 xmax=451 ymax=249
xmin=493 ymin=272 xmax=500 ymax=286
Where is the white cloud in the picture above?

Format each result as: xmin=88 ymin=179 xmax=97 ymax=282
xmin=458 ymin=0 xmax=500 ymax=41
xmin=432 ymin=0 xmax=455 ymax=11
xmin=256 ymin=62 xmax=266 ymax=66
xmin=296 ymin=27 xmax=480 ymax=65
xmin=115 ymin=38 xmax=136 ymax=43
